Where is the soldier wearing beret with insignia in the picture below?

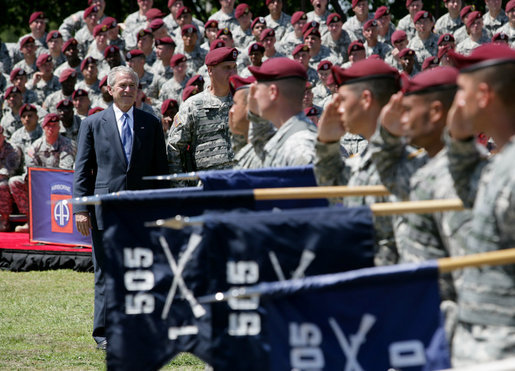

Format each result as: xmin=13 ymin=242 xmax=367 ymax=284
xmin=314 ymin=58 xmax=400 ymax=266
xmin=75 ymin=5 xmax=102 ymax=59
xmin=233 ymin=5 xmax=255 ymax=50
xmin=44 ymin=68 xmax=78 ymax=113
xmin=483 ymin=0 xmax=509 ymax=39
xmin=408 ymin=10 xmax=439 ymax=66
xmin=54 ymin=39 xmax=82 ymax=79
xmin=444 ymin=43 xmax=515 ymax=366
xmin=397 ymin=0 xmax=423 ymax=40
xmin=158 ymin=53 xmax=190 ymax=104
xmin=322 ymin=13 xmax=354 ymax=63
xmin=344 ymin=0 xmax=375 ymax=41
xmin=363 ymin=19 xmax=392 ymax=60
xmin=208 ymin=0 xmax=239 ymax=32
xmin=167 ymin=47 xmax=237 ymax=172
xmin=312 ymin=60 xmax=334 ymax=107
xmin=307 ymin=0 xmax=334 ymax=38
xmin=455 ymin=11 xmax=490 ymax=55
xmin=176 ymin=24 xmax=207 ymax=76
xmin=453 ymin=5 xmax=478 ymax=44
xmin=0 ymin=125 xmax=21 ymax=232
xmin=434 ymin=0 xmax=463 ymax=36
xmin=46 ymin=30 xmax=66 ymax=68
xmin=279 ymin=11 xmax=308 ymax=56
xmin=265 ymin=0 xmax=292 ymax=40
xmin=494 ymin=0 xmax=515 ymax=47
xmin=374 ymin=6 xmax=396 ymax=45
xmin=26 ymin=54 xmax=61 ymax=105
xmin=9 ymin=104 xmax=43 ymax=160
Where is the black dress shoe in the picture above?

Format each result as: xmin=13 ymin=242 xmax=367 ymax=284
xmin=96 ymin=340 xmax=107 ymax=350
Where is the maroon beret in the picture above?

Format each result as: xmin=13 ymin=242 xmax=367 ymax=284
xmin=185 ymin=74 xmax=204 ymax=88
xmin=101 ymin=17 xmax=118 ymax=29
xmin=437 ymin=45 xmax=453 ymax=59
xmin=9 ymin=68 xmax=26 ymax=81
xmin=125 ymin=49 xmax=145 ymax=61
xmin=205 ymin=47 xmax=238 ymax=66
xmin=317 ymin=60 xmax=333 ymax=71
xmin=205 ymin=19 xmax=219 ymax=29
xmin=507 ymin=0 xmax=515 ymax=13
xmin=260 ymin=28 xmax=275 ymax=41
xmin=93 ymin=24 xmax=109 ymax=37
xmin=291 ymin=11 xmax=307 ymax=25
xmin=4 ymin=86 xmax=21 ymax=99
xmin=391 ymin=30 xmax=407 ymax=44
xmin=20 ymin=36 xmax=35 ymax=48
xmin=292 ymin=44 xmax=310 ymax=56
xmin=465 ymin=11 xmax=482 ymax=29
xmin=80 ymin=56 xmax=97 ymax=71
xmin=210 ymin=39 xmax=226 ymax=51
xmin=248 ymin=42 xmax=265 ymax=55
xmin=168 ymin=0 xmax=180 ymax=7
xmin=229 ymin=75 xmax=256 ymax=96
xmin=170 ymin=53 xmax=187 ymax=67
xmin=88 ymin=107 xmax=104 ymax=116
xmin=176 ymin=6 xmax=191 ymax=18
xmin=406 ymin=0 xmax=417 ymax=6
xmin=347 ymin=40 xmax=365 ymax=55
xmin=438 ymin=33 xmax=455 ymax=46
xmin=29 ymin=11 xmax=45 ymax=24
xmin=304 ymin=106 xmax=320 ymax=117
xmin=181 ymin=24 xmax=197 ymax=36
xmin=374 ymin=6 xmax=390 ymax=20
xmin=36 ymin=53 xmax=53 ymax=68
xmin=137 ymin=28 xmax=153 ymax=41
xmin=104 ymin=45 xmax=120 ymax=58
xmin=182 ymin=85 xmax=200 ymax=101
xmin=235 ymin=4 xmax=251 ymax=19
xmin=331 ymin=58 xmax=399 ymax=87
xmin=249 ymin=57 xmax=307 ymax=81
xmin=161 ymin=99 xmax=179 ymax=115
xmin=251 ymin=17 xmax=267 ymax=30
xmin=363 ymin=19 xmax=378 ymax=30
xmin=146 ymin=8 xmax=165 ymax=21
xmin=460 ymin=5 xmax=476 ymax=20
xmin=448 ymin=43 xmax=515 ymax=72
xmin=402 ymin=66 xmax=458 ymax=95
xmin=99 ymin=75 xmax=108 ymax=89
xmin=56 ymin=99 xmax=73 ymax=110
xmin=62 ymin=38 xmax=78 ymax=53
xmin=19 ymin=103 xmax=37 ymax=117
xmin=302 ymin=21 xmax=320 ymax=35
xmin=398 ymin=48 xmax=415 ymax=59
xmin=72 ymin=89 xmax=89 ymax=100
xmin=83 ymin=5 xmax=99 ymax=19
xmin=304 ymin=27 xmax=321 ymax=39
xmin=421 ymin=56 xmax=440 ymax=70
xmin=352 ymin=0 xmax=366 ymax=7
xmin=155 ymin=37 xmax=176 ymax=47
xmin=326 ymin=13 xmax=343 ymax=25
xmin=150 ymin=18 xmax=165 ymax=31
xmin=59 ymin=68 xmax=78 ymax=83
xmin=216 ymin=27 xmax=233 ymax=39
xmin=46 ymin=30 xmax=62 ymax=43
xmin=413 ymin=10 xmax=433 ymax=24
xmin=492 ymin=32 xmax=509 ymax=42
xmin=42 ymin=113 xmax=60 ymax=127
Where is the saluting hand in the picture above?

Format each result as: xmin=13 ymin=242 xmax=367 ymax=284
xmin=447 ymin=96 xmax=475 ymax=140
xmin=317 ymin=94 xmax=345 ymax=143
xmin=379 ymin=91 xmax=405 ymax=137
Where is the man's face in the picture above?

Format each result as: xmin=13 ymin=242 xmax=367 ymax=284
xmin=21 ymin=42 xmax=37 ymax=57
xmin=82 ymin=62 xmax=98 ymax=80
xmin=400 ymin=94 xmax=432 ymax=147
xmin=401 ymin=55 xmax=415 ymax=72
xmin=318 ymin=69 xmax=331 ymax=85
xmin=252 ymin=23 xmax=266 ymax=38
xmin=137 ymin=0 xmax=153 ymax=12
xmin=39 ymin=60 xmax=54 ymax=75
xmin=267 ymin=0 xmax=283 ymax=14
xmin=156 ymin=44 xmax=174 ymax=61
xmin=238 ymin=10 xmax=252 ymax=28
xmin=294 ymin=51 xmax=310 ymax=69
xmin=408 ymin=0 xmax=423 ymax=16
xmin=328 ymin=21 xmax=343 ymax=37
xmin=43 ymin=120 xmax=60 ymax=142
xmin=85 ymin=13 xmax=98 ymax=27
xmin=337 ymin=85 xmax=364 ymax=134
xmin=173 ymin=60 xmax=188 ymax=76
xmin=91 ymin=0 xmax=106 ymax=14
xmin=21 ymin=111 xmax=38 ymax=130
xmin=127 ymin=56 xmax=145 ymax=73
xmin=229 ymin=89 xmax=249 ymax=134
xmin=375 ymin=14 xmax=391 ymax=30
xmin=415 ymin=17 xmax=433 ymax=37
xmin=262 ymin=36 xmax=275 ymax=50
xmin=485 ymin=0 xmax=502 ymax=13
xmin=107 ymin=72 xmax=138 ymax=110
xmin=305 ymin=35 xmax=321 ymax=51
xmin=30 ymin=18 xmax=46 ymax=35
xmin=205 ymin=27 xmax=219 ymax=42
xmin=106 ymin=52 xmax=122 ymax=67
xmin=47 ymin=37 xmax=63 ymax=54
xmin=353 ymin=0 xmax=369 ymax=17
xmin=95 ymin=32 xmax=109 ymax=47
xmin=311 ymin=0 xmax=328 ymax=12
xmin=219 ymin=35 xmax=234 ymax=48
xmin=182 ymin=31 xmax=198 ymax=48
xmin=363 ymin=25 xmax=378 ymax=42
xmin=170 ymin=1 xmax=184 ymax=16
xmin=294 ymin=19 xmax=307 ymax=34
xmin=6 ymin=93 xmax=22 ymax=109
xmin=249 ymin=51 xmax=263 ymax=66
xmin=137 ymin=34 xmax=154 ymax=52
xmin=64 ymin=45 xmax=79 ymax=59
xmin=73 ymin=96 xmax=91 ymax=113
xmin=303 ymin=88 xmax=313 ymax=107
xmin=58 ymin=106 xmax=74 ymax=121
xmin=209 ymin=61 xmax=237 ymax=88
xmin=13 ymin=75 xmax=27 ymax=89
xmin=509 ymin=7 xmax=515 ymax=25
xmin=250 ymin=82 xmax=274 ymax=119
xmin=220 ymin=0 xmax=235 ymax=11
xmin=178 ymin=14 xmax=193 ymax=27
xmin=468 ymin=18 xmax=483 ymax=37
xmin=452 ymin=73 xmax=484 ymax=132
xmin=445 ymin=0 xmax=461 ymax=15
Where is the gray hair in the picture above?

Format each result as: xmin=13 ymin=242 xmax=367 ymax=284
xmin=107 ymin=66 xmax=139 ymax=88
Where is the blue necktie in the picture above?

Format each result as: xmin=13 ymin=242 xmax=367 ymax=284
xmin=121 ymin=113 xmax=132 ymax=163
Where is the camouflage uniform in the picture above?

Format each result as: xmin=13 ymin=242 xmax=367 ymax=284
xmin=344 ymin=14 xmax=375 ymax=41
xmin=12 ymin=59 xmax=38 ymax=79
xmin=0 ymin=139 xmax=21 ymax=231
xmin=0 ymin=110 xmax=23 ymax=140
xmin=483 ymin=10 xmax=509 ymax=39
xmin=44 ymin=91 xmax=73 ymax=114
xmin=408 ymin=33 xmax=439 ymax=66
xmin=434 ymin=13 xmax=463 ymax=35
xmin=208 ymin=10 xmax=239 ymax=31
xmin=308 ymin=45 xmax=341 ymax=71
xmin=312 ymin=83 xmax=331 ymax=107
xmin=176 ymin=45 xmax=207 ymax=77
xmin=122 ymin=12 xmax=148 ymax=50
xmin=22 ymin=90 xmax=39 ymax=106
xmin=8 ymin=134 xmax=76 ymax=215
xmin=378 ymin=23 xmax=396 ymax=45
xmin=453 ymin=25 xmax=469 ymax=45
xmin=59 ymin=115 xmax=81 ymax=143
xmin=0 ymin=41 xmax=12 ymax=75
xmin=455 ymin=33 xmax=491 ymax=56
xmin=159 ymin=76 xmax=188 ymax=104
xmin=321 ymin=30 xmax=353 ymax=62
xmin=10 ymin=124 xmax=43 ymax=162
xmin=26 ymin=75 xmax=61 ymax=105
xmin=495 ymin=23 xmax=515 ymax=47
xmin=151 ymin=60 xmax=174 ymax=81
xmin=446 ymin=134 xmax=515 ymax=366
xmin=74 ymin=26 xmax=95 ymax=59
xmin=163 ymin=14 xmax=179 ymax=34
xmin=166 ymin=90 xmax=234 ymax=173
xmin=314 ymin=140 xmax=398 ymax=266
xmin=397 ymin=14 xmax=417 ymax=40
xmin=54 ymin=62 xmax=82 ymax=82
xmin=277 ymin=31 xmax=304 ymax=56
xmin=265 ymin=12 xmax=293 ymax=40
xmin=232 ymin=27 xmax=254 ymax=50
xmin=340 ymin=132 xmax=368 ymax=156
xmin=364 ymin=41 xmax=392 ymax=59
xmin=307 ymin=10 xmax=332 ymax=37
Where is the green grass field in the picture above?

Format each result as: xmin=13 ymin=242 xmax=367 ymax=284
xmin=0 ymin=270 xmax=204 ymax=370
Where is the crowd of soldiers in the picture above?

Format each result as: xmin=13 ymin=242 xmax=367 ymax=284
xmin=0 ymin=0 xmax=514 ymax=366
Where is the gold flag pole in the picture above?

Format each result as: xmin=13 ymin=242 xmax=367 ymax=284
xmin=253 ymin=185 xmax=390 ymax=199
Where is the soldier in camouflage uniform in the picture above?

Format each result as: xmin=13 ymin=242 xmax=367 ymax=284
xmin=0 ymin=39 xmax=12 ymax=75
xmin=343 ymin=0 xmax=375 ymax=41
xmin=312 ymin=60 xmax=333 ymax=107
xmin=1 ymin=87 xmax=24 ymax=140
xmin=167 ymin=47 xmax=237 ymax=173
xmin=374 ymin=6 xmax=396 ymax=45
xmin=232 ymin=5 xmax=254 ymax=50
xmin=362 ymin=20 xmax=392 ymax=59
xmin=0 ymin=126 xmax=21 ymax=232
xmin=278 ymin=11 xmax=307 ymax=57
xmin=434 ymin=0 xmax=463 ymax=36
xmin=44 ymin=68 xmax=78 ymax=113
xmin=264 ymin=0 xmax=292 ymax=40
xmin=456 ymin=11 xmax=490 ymax=55
xmin=292 ymin=44 xmax=319 ymax=85
xmin=176 ymin=24 xmax=208 ymax=76
xmin=159 ymin=54 xmax=190 ymax=104
xmin=368 ymin=67 xmax=471 ymax=344
xmin=208 ymin=0 xmax=239 ymax=31
xmin=314 ymin=59 xmax=400 ymax=266
xmin=397 ymin=0 xmax=423 ymax=40
xmin=26 ymin=54 xmax=61 ymax=106
xmin=443 ymin=44 xmax=515 ymax=366
xmin=75 ymin=5 xmax=101 ymax=59
xmin=307 ymin=0 xmax=332 ymax=37
xmin=10 ymin=104 xmax=43 ymax=163
xmin=56 ymin=99 xmax=81 ymax=142
xmin=151 ymin=37 xmax=176 ymax=81
xmin=483 ymin=0 xmax=509 ymax=38
xmin=453 ymin=5 xmax=477 ymax=44
xmin=9 ymin=113 xmax=76 ymax=232
xmin=304 ymin=27 xmax=340 ymax=70
xmin=58 ymin=0 xmax=107 ymax=41
xmin=13 ymin=36 xmax=38 ymax=79
xmin=122 ymin=0 xmax=153 ymax=50
xmin=54 ymin=39 xmax=82 ymax=79
xmin=322 ymin=13 xmax=353 ymax=63
xmin=408 ymin=11 xmax=439 ymax=67
xmin=9 ymin=69 xmax=39 ymax=106
xmin=495 ymin=7 xmax=515 ymax=48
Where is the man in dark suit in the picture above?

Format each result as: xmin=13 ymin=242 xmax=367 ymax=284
xmin=73 ymin=65 xmax=168 ymax=350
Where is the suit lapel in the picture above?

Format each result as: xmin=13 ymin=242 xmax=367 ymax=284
xmin=103 ymin=105 xmax=128 ymax=167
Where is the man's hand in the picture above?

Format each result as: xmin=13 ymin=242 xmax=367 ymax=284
xmin=75 ymin=212 xmax=91 ymax=236
xmin=378 ymin=91 xmax=405 ymax=137
xmin=32 ymin=71 xmax=43 ymax=85
xmin=447 ymin=98 xmax=475 ymax=140
xmin=317 ymin=94 xmax=345 ymax=143
xmin=247 ymin=84 xmax=259 ymax=116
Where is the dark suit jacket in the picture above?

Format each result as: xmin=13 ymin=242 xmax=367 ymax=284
xmin=73 ymin=104 xmax=168 ymax=229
